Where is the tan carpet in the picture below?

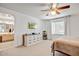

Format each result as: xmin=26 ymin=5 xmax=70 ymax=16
xmin=0 ymin=41 xmax=14 ymax=51
xmin=0 ymin=40 xmax=66 ymax=56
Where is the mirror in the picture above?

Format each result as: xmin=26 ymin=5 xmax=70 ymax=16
xmin=0 ymin=13 xmax=14 ymax=33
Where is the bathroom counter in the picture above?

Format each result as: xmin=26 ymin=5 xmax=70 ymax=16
xmin=0 ymin=32 xmax=14 ymax=42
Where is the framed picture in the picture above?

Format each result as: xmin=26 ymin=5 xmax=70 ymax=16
xmin=28 ymin=22 xmax=37 ymax=29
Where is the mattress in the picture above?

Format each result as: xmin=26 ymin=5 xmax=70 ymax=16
xmin=51 ymin=37 xmax=79 ymax=56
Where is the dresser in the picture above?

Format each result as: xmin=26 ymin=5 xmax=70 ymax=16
xmin=23 ymin=33 xmax=42 ymax=47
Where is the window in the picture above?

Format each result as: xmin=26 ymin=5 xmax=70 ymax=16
xmin=0 ymin=24 xmax=4 ymax=32
xmin=51 ymin=20 xmax=65 ymax=35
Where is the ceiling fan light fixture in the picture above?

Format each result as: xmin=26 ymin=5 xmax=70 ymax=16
xmin=41 ymin=3 xmax=70 ymax=16
xmin=51 ymin=11 xmax=57 ymax=15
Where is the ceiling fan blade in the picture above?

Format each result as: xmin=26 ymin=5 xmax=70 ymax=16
xmin=50 ymin=3 xmax=53 ymax=9
xmin=58 ymin=5 xmax=70 ymax=10
xmin=45 ymin=11 xmax=49 ymax=16
xmin=41 ymin=9 xmax=49 ymax=11
xmin=46 ymin=13 xmax=49 ymax=16
xmin=56 ymin=10 xmax=60 ymax=14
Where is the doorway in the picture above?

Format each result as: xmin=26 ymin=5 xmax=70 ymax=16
xmin=0 ymin=13 xmax=14 ymax=51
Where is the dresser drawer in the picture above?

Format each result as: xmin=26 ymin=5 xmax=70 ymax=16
xmin=27 ymin=36 xmax=33 ymax=39
xmin=23 ymin=34 xmax=42 ymax=47
xmin=27 ymin=41 xmax=33 ymax=46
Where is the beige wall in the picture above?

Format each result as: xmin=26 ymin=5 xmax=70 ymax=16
xmin=69 ymin=14 xmax=79 ymax=37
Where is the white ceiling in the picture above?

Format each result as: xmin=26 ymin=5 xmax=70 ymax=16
xmin=0 ymin=3 xmax=79 ymax=20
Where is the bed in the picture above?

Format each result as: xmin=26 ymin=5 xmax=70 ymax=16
xmin=51 ymin=37 xmax=79 ymax=56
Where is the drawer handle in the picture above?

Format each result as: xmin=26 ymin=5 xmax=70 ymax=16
xmin=29 ymin=40 xmax=31 ymax=41
xmin=29 ymin=42 xmax=31 ymax=44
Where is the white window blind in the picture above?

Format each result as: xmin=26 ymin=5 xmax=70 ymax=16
xmin=51 ymin=20 xmax=65 ymax=35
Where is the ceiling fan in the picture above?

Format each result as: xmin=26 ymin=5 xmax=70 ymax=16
xmin=41 ymin=3 xmax=70 ymax=16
